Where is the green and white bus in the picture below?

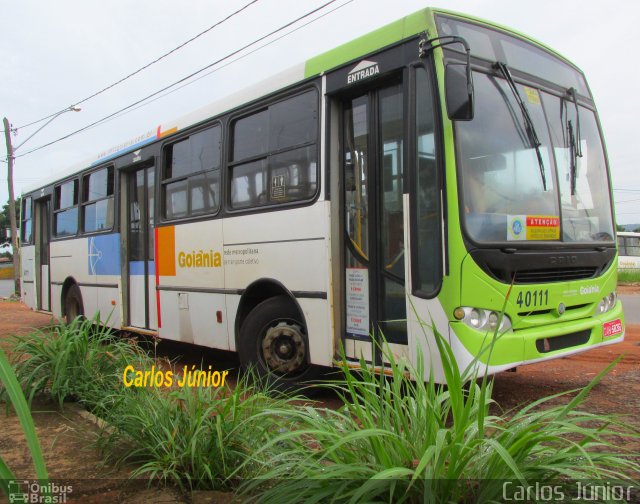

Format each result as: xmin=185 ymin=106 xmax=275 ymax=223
xmin=19 ymin=7 xmax=623 ymax=385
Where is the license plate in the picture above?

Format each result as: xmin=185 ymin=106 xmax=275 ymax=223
xmin=603 ymin=319 xmax=623 ymax=338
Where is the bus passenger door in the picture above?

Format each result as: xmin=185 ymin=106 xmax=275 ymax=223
xmin=342 ymin=80 xmax=408 ymax=364
xmin=125 ymin=164 xmax=157 ymax=330
xmin=34 ymin=197 xmax=51 ymax=311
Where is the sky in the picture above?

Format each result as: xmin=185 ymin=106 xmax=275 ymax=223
xmin=2 ymin=0 xmax=640 ymax=224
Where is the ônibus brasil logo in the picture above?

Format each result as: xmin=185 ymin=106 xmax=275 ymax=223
xmin=7 ymin=480 xmax=73 ymax=503
xmin=347 ymin=60 xmax=380 ymax=84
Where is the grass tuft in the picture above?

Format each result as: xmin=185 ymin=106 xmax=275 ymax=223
xmin=2 ymin=314 xmax=153 ymax=411
xmin=0 ymin=345 xmax=49 ymax=499
xmin=2 ymin=310 xmax=638 ymax=501
xmin=94 ymin=369 xmax=304 ymax=491
xmin=617 ymin=268 xmax=640 ymax=284
xmin=238 ymin=323 xmax=640 ymax=503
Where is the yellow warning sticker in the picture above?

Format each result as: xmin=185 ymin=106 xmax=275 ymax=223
xmin=527 ymin=215 xmax=560 ymax=240
xmin=524 ymin=86 xmax=541 ymax=105
xmin=508 ymin=215 xmax=560 ymax=241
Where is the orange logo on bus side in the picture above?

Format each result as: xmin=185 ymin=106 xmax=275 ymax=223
xmin=156 ymin=225 xmax=222 ymax=275
xmin=156 ymin=226 xmax=176 ymax=276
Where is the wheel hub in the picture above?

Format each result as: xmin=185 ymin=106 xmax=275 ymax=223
xmin=261 ymin=321 xmax=306 ymax=373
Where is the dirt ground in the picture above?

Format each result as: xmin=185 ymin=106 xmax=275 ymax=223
xmin=0 ymin=298 xmax=639 ymax=502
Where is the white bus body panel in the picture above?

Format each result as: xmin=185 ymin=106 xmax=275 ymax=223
xmin=47 ymin=236 xmax=122 ymax=327
xmin=21 ymin=245 xmax=36 ymax=309
xmin=154 ymin=202 xmax=333 ymax=366
xmin=157 ymin=219 xmax=227 ymax=347
xmin=50 ymin=238 xmax=92 ymax=318
xmin=224 ymin=202 xmax=331 ymax=366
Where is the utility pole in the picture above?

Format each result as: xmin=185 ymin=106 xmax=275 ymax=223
xmin=3 ymin=117 xmax=20 ymax=297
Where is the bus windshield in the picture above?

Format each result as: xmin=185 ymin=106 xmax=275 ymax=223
xmin=437 ymin=15 xmax=615 ymax=245
xmin=457 ymin=72 xmax=614 ymax=244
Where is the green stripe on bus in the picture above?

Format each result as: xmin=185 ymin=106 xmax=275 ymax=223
xmin=303 ymin=8 xmax=431 ymax=78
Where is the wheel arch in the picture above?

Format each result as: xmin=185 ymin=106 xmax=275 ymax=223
xmin=60 ymin=276 xmax=80 ymax=317
xmin=234 ymin=278 xmax=307 ymax=349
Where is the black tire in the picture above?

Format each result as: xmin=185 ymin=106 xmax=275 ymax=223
xmin=64 ymin=284 xmax=84 ymax=324
xmin=238 ymin=295 xmax=322 ymax=391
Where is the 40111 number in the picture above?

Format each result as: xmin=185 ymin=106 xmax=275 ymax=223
xmin=516 ymin=289 xmax=549 ymax=308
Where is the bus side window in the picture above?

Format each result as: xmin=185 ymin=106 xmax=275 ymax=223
xmin=229 ymin=89 xmax=318 ymax=210
xmin=82 ymin=166 xmax=114 ymax=233
xmin=162 ymin=125 xmax=222 ymax=220
xmin=21 ymin=196 xmax=33 ymax=243
xmin=412 ymin=66 xmax=442 ymax=296
xmin=54 ymin=179 xmax=79 ymax=237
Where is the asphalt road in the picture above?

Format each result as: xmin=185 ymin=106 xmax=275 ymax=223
xmin=620 ymin=294 xmax=640 ymax=325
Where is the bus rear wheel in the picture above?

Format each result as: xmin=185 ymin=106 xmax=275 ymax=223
xmin=238 ymin=296 xmax=319 ymax=390
xmin=64 ymin=284 xmax=84 ymax=324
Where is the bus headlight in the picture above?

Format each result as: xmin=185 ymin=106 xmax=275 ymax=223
xmin=597 ymin=291 xmax=617 ymax=314
xmin=455 ymin=307 xmax=512 ymax=333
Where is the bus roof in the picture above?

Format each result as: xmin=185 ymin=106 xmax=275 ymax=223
xmin=23 ymin=6 xmax=580 ymax=195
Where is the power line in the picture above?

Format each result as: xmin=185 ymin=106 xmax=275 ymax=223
xmin=17 ymin=0 xmax=341 ymax=158
xmin=13 ymin=0 xmax=260 ymax=132
xmin=60 ymin=0 xmax=354 ymax=131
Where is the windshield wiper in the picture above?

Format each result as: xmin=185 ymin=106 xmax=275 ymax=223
xmin=494 ymin=62 xmax=547 ymax=191
xmin=564 ymin=87 xmax=583 ymax=195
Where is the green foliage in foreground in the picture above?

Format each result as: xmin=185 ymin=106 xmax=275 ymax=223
xmin=0 ymin=345 xmax=48 ymax=499
xmin=2 ymin=315 xmax=639 ymax=501
xmin=2 ymin=314 xmax=153 ymax=410
xmin=238 ymin=324 xmax=640 ymax=503
xmin=95 ymin=372 xmax=302 ymax=491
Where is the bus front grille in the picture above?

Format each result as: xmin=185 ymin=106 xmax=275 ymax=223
xmin=470 ymin=247 xmax=616 ymax=285
xmin=512 ymin=267 xmax=599 ymax=284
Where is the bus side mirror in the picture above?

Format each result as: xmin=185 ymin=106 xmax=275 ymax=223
xmin=445 ymin=62 xmax=474 ymax=121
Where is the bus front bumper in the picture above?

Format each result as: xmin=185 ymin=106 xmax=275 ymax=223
xmin=448 ymin=300 xmax=625 ymax=376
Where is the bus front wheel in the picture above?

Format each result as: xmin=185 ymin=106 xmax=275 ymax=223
xmin=238 ymin=295 xmax=319 ymax=390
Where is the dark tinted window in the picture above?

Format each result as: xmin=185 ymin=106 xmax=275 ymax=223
xmin=230 ymin=89 xmax=318 ymax=210
xmin=85 ymin=168 xmax=113 ymax=201
xmin=165 ymin=127 xmax=221 ymax=178
xmin=436 ymin=15 xmax=589 ymax=96
xmin=269 ymin=91 xmax=318 ymax=151
xmin=162 ymin=125 xmax=222 ymax=220
xmin=413 ymin=67 xmax=442 ymax=295
xmin=232 ymin=110 xmax=268 ymax=161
